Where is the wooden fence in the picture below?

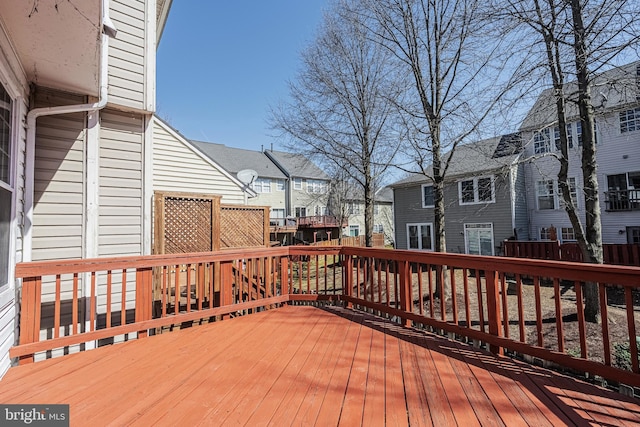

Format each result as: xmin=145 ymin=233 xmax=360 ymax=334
xmin=503 ymin=241 xmax=640 ymax=266
xmin=311 ymin=233 xmax=385 ymax=248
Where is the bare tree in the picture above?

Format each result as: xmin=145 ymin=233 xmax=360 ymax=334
xmin=271 ymin=0 xmax=402 ymax=247
xmin=495 ymin=0 xmax=640 ymax=321
xmin=359 ymin=0 xmax=524 ymax=255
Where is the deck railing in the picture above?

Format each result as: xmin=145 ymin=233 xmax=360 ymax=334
xmin=12 ymin=247 xmax=640 ymax=389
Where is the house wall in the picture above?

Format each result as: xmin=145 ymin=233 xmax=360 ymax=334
xmin=290 ymin=182 xmax=330 ymax=217
xmin=247 ymin=179 xmax=286 ymax=213
xmin=394 ymin=173 xmax=515 ymax=254
xmin=345 ymin=202 xmax=394 ymax=245
xmin=152 ymin=118 xmax=245 ymax=204
xmin=108 ymin=0 xmax=155 ymax=112
xmin=594 ymin=109 xmax=640 ymax=243
xmin=0 ymin=19 xmax=29 ymax=376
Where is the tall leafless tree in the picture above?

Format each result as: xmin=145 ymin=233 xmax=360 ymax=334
xmin=271 ymin=0 xmax=402 ymax=247
xmin=495 ymin=0 xmax=640 ymax=321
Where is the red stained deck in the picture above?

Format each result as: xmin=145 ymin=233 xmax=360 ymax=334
xmin=1 ymin=305 xmax=639 ymax=426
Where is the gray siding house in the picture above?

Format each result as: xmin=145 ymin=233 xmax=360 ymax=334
xmin=391 ymin=134 xmax=527 ymax=255
xmin=520 ymin=62 xmax=640 ymax=244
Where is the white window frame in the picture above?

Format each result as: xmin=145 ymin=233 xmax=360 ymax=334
xmin=314 ymin=205 xmax=327 ymax=216
xmin=620 ymin=107 xmax=640 ymax=133
xmin=0 ymin=80 xmax=17 ymax=293
xmin=458 ymin=176 xmax=495 ymax=205
xmin=406 ymin=223 xmax=434 ymax=251
xmin=533 ymin=128 xmax=553 ymax=154
xmin=306 ymin=179 xmax=327 ymax=194
xmin=349 ymin=224 xmax=360 ymax=237
xmin=463 ymin=223 xmax=494 ymax=256
xmin=293 ymin=177 xmax=302 ymax=190
xmin=539 ymin=227 xmax=552 ymax=241
xmin=561 ymin=227 xmax=576 ymax=242
xmin=252 ymin=178 xmax=271 ymax=193
xmin=373 ymin=224 xmax=384 ymax=234
xmin=536 ymin=179 xmax=556 ymax=210
xmin=294 ymin=206 xmax=307 ymax=217
xmin=421 ymin=184 xmax=434 ymax=208
xmin=347 ymin=202 xmax=361 ymax=215
xmin=275 ymin=179 xmax=285 ymax=191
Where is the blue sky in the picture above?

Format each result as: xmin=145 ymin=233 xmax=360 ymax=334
xmin=156 ymin=2 xmax=327 ymax=151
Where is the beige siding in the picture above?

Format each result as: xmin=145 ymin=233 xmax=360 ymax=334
xmin=32 ymin=92 xmax=86 ymax=262
xmin=99 ymin=109 xmax=144 ymax=257
xmin=152 ymin=120 xmax=245 ymax=204
xmin=108 ymin=0 xmax=147 ymax=111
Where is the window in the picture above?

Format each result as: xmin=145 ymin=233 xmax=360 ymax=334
xmin=561 ymin=227 xmax=576 ymax=241
xmin=374 ymin=204 xmax=379 ymax=215
xmin=533 ymin=128 xmax=552 ymax=154
xmin=349 ymin=225 xmax=360 ymax=237
xmin=536 ymin=180 xmax=556 ymax=210
xmin=347 ymin=202 xmax=361 ymax=215
xmin=464 ymin=223 xmax=494 ymax=256
xmin=293 ymin=178 xmax=302 ymax=190
xmin=539 ymin=227 xmax=552 ymax=240
xmin=252 ymin=178 xmax=271 ymax=193
xmin=407 ymin=223 xmax=433 ymax=250
xmin=295 ymin=207 xmax=307 ymax=217
xmin=628 ymin=227 xmax=640 ymax=244
xmin=606 ymin=171 xmax=640 ymax=211
xmin=458 ymin=176 xmax=494 ymax=205
xmin=373 ymin=224 xmax=384 ymax=233
xmin=576 ymin=121 xmax=582 ymax=146
xmin=307 ymin=179 xmax=327 ymax=194
xmin=275 ymin=179 xmax=285 ymax=191
xmin=422 ymin=184 xmax=434 ymax=208
xmin=314 ymin=205 xmax=327 ymax=216
xmin=270 ymin=208 xmax=285 ymax=226
xmin=566 ymin=123 xmax=574 ymax=148
xmin=620 ymin=107 xmax=640 ymax=133
xmin=559 ymin=177 xmax=579 ymax=209
xmin=0 ymin=83 xmax=12 ymax=289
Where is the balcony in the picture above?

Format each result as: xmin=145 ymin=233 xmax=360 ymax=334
xmin=269 ymin=218 xmax=298 ymax=233
xmin=605 ymin=189 xmax=640 ymax=211
xmin=4 ymin=247 xmax=640 ymax=424
xmin=296 ymin=215 xmax=346 ymax=229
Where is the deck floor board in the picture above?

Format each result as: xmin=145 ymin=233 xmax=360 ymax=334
xmin=1 ymin=305 xmax=639 ymax=426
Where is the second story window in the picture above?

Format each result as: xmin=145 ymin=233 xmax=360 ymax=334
xmin=307 ymin=179 xmax=327 ymax=194
xmin=293 ymin=178 xmax=302 ymax=190
xmin=620 ymin=107 xmax=640 ymax=133
xmin=458 ymin=176 xmax=494 ymax=205
xmin=533 ymin=128 xmax=552 ymax=154
xmin=421 ymin=184 xmax=434 ymax=208
xmin=252 ymin=178 xmax=271 ymax=193
xmin=536 ymin=179 xmax=555 ymax=210
xmin=275 ymin=179 xmax=285 ymax=191
xmin=347 ymin=202 xmax=361 ymax=215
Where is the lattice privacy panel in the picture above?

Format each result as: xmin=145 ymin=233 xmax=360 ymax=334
xmin=220 ymin=205 xmax=269 ymax=248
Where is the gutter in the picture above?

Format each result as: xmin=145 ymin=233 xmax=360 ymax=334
xmin=22 ymin=0 xmax=115 ymax=262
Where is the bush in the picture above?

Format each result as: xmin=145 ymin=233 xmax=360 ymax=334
xmin=613 ymin=339 xmax=640 ymax=371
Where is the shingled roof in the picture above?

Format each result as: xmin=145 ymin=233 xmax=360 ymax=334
xmin=265 ymin=150 xmax=330 ymax=180
xmin=390 ymin=134 xmax=523 ymax=188
xmin=190 ymin=141 xmax=287 ymax=180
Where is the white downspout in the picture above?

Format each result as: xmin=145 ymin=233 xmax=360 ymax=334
xmin=23 ymin=0 xmax=115 ymax=262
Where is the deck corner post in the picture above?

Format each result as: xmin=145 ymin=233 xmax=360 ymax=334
xmin=343 ymin=255 xmax=353 ymax=309
xmin=399 ymin=260 xmax=411 ymax=328
xmin=220 ymin=261 xmax=234 ymax=318
xmin=281 ymin=256 xmax=289 ymax=298
xmin=485 ymin=269 xmax=503 ymax=355
xmin=135 ymin=267 xmax=153 ymax=338
xmin=18 ymin=276 xmax=42 ymax=364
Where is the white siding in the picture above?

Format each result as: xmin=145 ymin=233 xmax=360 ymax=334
xmin=152 ymin=119 xmax=245 ymax=204
xmin=99 ymin=110 xmax=145 ymax=257
xmin=108 ymin=0 xmax=148 ymax=111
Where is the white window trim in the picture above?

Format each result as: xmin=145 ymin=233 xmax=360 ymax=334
xmin=293 ymin=177 xmax=302 ymax=190
xmin=421 ymin=184 xmax=434 ymax=208
xmin=349 ymin=224 xmax=360 ymax=236
xmin=275 ymin=179 xmax=285 ymax=191
xmin=536 ymin=178 xmax=579 ymax=210
xmin=406 ymin=222 xmax=434 ymax=251
xmin=463 ymin=223 xmax=494 ymax=256
xmin=458 ymin=176 xmax=495 ymax=205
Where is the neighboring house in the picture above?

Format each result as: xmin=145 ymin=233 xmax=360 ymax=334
xmin=391 ymin=134 xmax=527 ymax=255
xmin=265 ymin=150 xmax=334 ymax=243
xmin=520 ymin=61 xmax=640 ymax=244
xmin=340 ymin=186 xmax=395 ymax=246
xmin=152 ymin=117 xmax=252 ymax=204
xmin=0 ymin=1 xmax=173 ymax=373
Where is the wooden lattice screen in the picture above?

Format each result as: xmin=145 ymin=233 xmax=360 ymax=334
xmin=153 ymin=191 xmax=222 ymax=255
xmin=220 ymin=205 xmax=270 ymax=248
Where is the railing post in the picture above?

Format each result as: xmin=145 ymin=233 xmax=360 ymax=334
xmin=343 ymin=255 xmax=353 ymax=308
xmin=485 ymin=270 xmax=503 ymax=355
xmin=399 ymin=261 xmax=411 ymax=328
xmin=135 ymin=267 xmax=153 ymax=338
xmin=18 ymin=276 xmax=42 ymax=365
xmin=281 ymin=256 xmax=289 ymax=296
xmin=221 ymin=261 xmax=234 ymax=318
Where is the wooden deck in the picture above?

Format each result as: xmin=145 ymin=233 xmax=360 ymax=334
xmin=1 ymin=305 xmax=639 ymax=426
